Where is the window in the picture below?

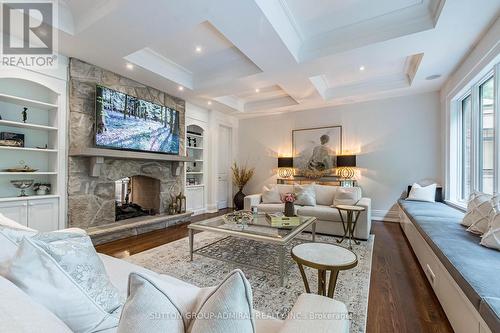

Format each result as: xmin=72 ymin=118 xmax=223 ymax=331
xmin=452 ymin=65 xmax=498 ymax=204
xmin=479 ymin=77 xmax=495 ymax=194
xmin=460 ymin=94 xmax=472 ymax=200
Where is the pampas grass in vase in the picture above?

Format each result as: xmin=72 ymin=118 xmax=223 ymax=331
xmin=231 ymin=162 xmax=254 ymax=210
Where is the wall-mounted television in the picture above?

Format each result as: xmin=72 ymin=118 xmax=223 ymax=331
xmin=95 ymin=85 xmax=180 ymax=154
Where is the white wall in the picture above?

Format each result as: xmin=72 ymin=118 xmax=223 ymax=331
xmin=238 ymin=91 xmax=442 ymax=220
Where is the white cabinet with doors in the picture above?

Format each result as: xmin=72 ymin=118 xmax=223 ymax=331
xmin=0 ymin=196 xmax=59 ymax=231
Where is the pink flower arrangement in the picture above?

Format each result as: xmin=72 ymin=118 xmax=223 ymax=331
xmin=283 ymin=193 xmax=296 ymax=203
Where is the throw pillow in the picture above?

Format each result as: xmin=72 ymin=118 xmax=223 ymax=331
xmin=117 ymin=273 xmax=186 ymax=333
xmin=466 ymin=193 xmax=496 ymax=235
xmin=0 ymin=225 xmax=37 ymax=268
xmin=261 ymin=186 xmax=282 ymax=204
xmin=462 ymin=192 xmax=492 ymax=227
xmin=294 ymin=184 xmax=316 ymax=206
xmin=406 ymin=183 xmax=437 ymax=203
xmin=0 ymin=213 xmax=34 ymax=231
xmin=314 ymin=184 xmax=337 ymax=206
xmin=0 ymin=276 xmax=73 ymax=333
xmin=189 ymin=269 xmax=255 ymax=333
xmin=333 ymin=187 xmax=360 ymax=206
xmin=4 ymin=234 xmax=123 ymax=332
xmin=480 ymin=210 xmax=500 ymax=251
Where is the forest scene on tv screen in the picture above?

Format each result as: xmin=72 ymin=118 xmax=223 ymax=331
xmin=95 ymin=85 xmax=180 ymax=154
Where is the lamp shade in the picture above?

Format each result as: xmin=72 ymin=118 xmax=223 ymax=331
xmin=278 ymin=157 xmax=293 ymax=168
xmin=337 ymin=155 xmax=356 ymax=167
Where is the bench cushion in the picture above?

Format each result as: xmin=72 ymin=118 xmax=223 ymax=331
xmin=399 ymin=200 xmax=500 ymax=332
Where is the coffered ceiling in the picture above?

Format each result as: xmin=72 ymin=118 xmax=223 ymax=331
xmin=47 ymin=0 xmax=500 ymax=116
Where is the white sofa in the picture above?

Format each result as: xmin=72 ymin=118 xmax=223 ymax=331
xmin=244 ymin=184 xmax=372 ymax=240
xmin=0 ymin=230 xmax=350 ymax=333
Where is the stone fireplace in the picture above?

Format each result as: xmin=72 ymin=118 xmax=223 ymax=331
xmin=115 ymin=175 xmax=161 ymax=221
xmin=67 ymin=58 xmax=189 ymax=238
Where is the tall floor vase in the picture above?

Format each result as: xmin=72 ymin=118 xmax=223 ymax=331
xmin=233 ymin=187 xmax=245 ymax=210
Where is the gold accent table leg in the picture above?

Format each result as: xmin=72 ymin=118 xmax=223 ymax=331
xmin=312 ymin=221 xmax=316 ymax=242
xmin=318 ymin=270 xmax=326 ymax=296
xmin=327 ymin=269 xmax=339 ymax=298
xmin=350 ymin=211 xmax=361 ymax=245
xmin=188 ymin=229 xmax=194 ymax=261
xmin=347 ymin=211 xmax=353 ymax=249
xmin=297 ymin=263 xmax=311 ymax=293
xmin=337 ymin=209 xmax=348 ymax=244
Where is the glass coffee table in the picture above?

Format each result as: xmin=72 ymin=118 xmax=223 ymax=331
xmin=188 ymin=214 xmax=317 ymax=286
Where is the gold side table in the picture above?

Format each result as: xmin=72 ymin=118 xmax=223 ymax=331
xmin=291 ymin=242 xmax=358 ymax=298
xmin=335 ymin=204 xmax=365 ymax=249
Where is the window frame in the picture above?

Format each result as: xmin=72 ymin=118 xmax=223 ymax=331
xmin=450 ymin=65 xmax=498 ymax=205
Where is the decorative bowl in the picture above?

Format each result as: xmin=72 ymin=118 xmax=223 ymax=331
xmin=222 ymin=211 xmax=254 ymax=225
xmin=10 ymin=179 xmax=34 ymax=197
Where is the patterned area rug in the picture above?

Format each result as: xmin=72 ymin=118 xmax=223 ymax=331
xmin=125 ymin=229 xmax=374 ymax=333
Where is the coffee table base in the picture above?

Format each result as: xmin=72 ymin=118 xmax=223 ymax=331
xmin=188 ymin=226 xmax=316 ymax=287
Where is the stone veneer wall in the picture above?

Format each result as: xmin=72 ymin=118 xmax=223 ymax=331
xmin=68 ymin=58 xmax=185 ymax=229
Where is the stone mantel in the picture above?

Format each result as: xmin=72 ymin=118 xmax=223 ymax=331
xmin=70 ymin=148 xmax=195 ymax=177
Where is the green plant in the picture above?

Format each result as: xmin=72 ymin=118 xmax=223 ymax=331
xmin=231 ymin=162 xmax=254 ymax=189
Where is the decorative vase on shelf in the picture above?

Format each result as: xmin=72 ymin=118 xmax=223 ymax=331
xmin=233 ymin=187 xmax=245 ymax=211
xmin=284 ymin=201 xmax=294 ymax=217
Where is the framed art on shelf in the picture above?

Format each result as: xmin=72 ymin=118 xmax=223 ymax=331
xmin=292 ymin=125 xmax=342 ymax=177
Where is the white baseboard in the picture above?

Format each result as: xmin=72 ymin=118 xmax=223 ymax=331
xmin=206 ymin=204 xmax=218 ymax=213
xmin=372 ymin=209 xmax=400 ymax=223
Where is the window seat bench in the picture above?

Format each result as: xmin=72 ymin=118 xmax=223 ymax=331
xmin=398 ymin=199 xmax=499 ymax=333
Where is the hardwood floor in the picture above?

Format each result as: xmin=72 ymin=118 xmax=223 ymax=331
xmin=97 ymin=216 xmax=453 ymax=333
xmin=366 ymin=221 xmax=453 ymax=333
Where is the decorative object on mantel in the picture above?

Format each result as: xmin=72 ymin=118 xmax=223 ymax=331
xmin=33 ymin=183 xmax=51 ymax=195
xmin=292 ymin=125 xmax=342 ymax=177
xmin=336 ymin=155 xmax=357 ymax=187
xmin=0 ymin=132 xmax=24 ymax=147
xmin=175 ymin=192 xmax=186 ymax=214
xmin=22 ymin=107 xmax=28 ymax=123
xmin=10 ymin=179 xmax=34 ymax=197
xmin=283 ymin=193 xmax=296 ymax=217
xmin=168 ymin=194 xmax=178 ymax=215
xmin=231 ymin=162 xmax=254 ymax=211
xmin=222 ymin=211 xmax=254 ymax=226
xmin=277 ymin=157 xmax=293 ymax=178
xmin=3 ymin=161 xmax=37 ymax=173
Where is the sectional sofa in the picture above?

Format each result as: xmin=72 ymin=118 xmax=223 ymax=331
xmin=244 ymin=184 xmax=372 ymax=240
xmin=0 ymin=217 xmax=351 ymax=333
xmin=398 ymin=199 xmax=499 ymax=333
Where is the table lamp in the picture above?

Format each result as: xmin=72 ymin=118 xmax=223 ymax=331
xmin=277 ymin=157 xmax=293 ymax=178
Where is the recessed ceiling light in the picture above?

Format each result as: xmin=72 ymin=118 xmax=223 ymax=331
xmin=178 ymin=86 xmax=184 ymax=91
xmin=359 ymin=66 xmax=365 ymax=71
xmin=126 ymin=63 xmax=134 ymax=70
xmin=255 ymin=88 xmax=260 ymax=93
xmin=425 ymin=74 xmax=442 ymax=80
xmin=207 ymin=101 xmax=212 ymax=105
xmin=195 ymin=46 xmax=202 ymax=53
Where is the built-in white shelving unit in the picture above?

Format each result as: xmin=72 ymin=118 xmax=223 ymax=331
xmin=185 ymin=124 xmax=206 ymax=214
xmin=0 ymin=69 xmax=67 ymax=231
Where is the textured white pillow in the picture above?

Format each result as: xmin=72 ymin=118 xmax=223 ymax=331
xmin=4 ymin=234 xmax=123 ymax=332
xmin=466 ymin=193 xmax=496 ymax=235
xmin=406 ymin=183 xmax=437 ymax=203
xmin=261 ymin=186 xmax=282 ymax=204
xmin=118 ymin=273 xmax=186 ymax=333
xmin=294 ymin=184 xmax=316 ymax=206
xmin=481 ymin=210 xmax=500 ymax=251
xmin=189 ymin=269 xmax=255 ymax=333
xmin=333 ymin=187 xmax=360 ymax=206
xmin=0 ymin=276 xmax=72 ymax=333
xmin=462 ymin=192 xmax=492 ymax=227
